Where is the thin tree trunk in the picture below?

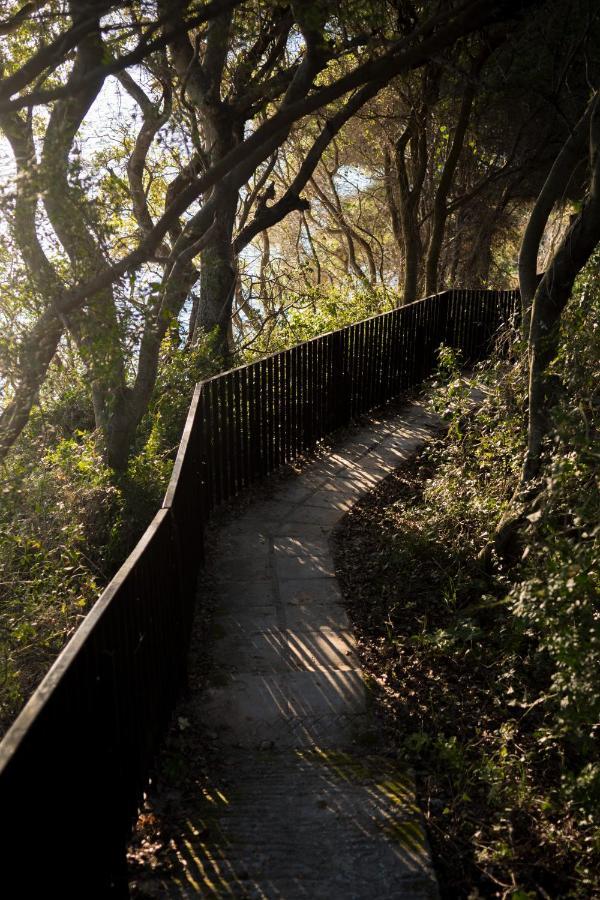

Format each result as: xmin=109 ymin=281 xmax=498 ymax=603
xmin=402 ymin=226 xmax=422 ymax=303
xmin=0 ymin=312 xmax=63 ymax=462
xmin=524 ymin=97 xmax=600 ymax=481
xmin=518 ymin=96 xmax=595 ymax=340
xmin=424 ymin=82 xmax=476 ymax=294
xmin=0 ymin=110 xmax=65 ymax=463
xmin=466 ymin=191 xmax=509 ymax=288
xmin=383 ymin=147 xmax=404 ymax=287
xmin=489 ymin=97 xmax=600 ymax=563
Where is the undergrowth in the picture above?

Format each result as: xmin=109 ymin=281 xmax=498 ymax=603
xmin=0 ymin=338 xmax=219 ymax=736
xmin=333 ymin=262 xmax=599 ymax=898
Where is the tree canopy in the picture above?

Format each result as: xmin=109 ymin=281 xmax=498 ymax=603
xmin=0 ymin=0 xmax=598 ymax=472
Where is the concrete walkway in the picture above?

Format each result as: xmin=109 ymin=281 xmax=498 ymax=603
xmin=144 ymin=401 xmax=442 ymax=899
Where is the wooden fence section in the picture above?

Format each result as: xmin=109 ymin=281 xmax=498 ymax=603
xmin=0 ymin=288 xmax=519 ymax=898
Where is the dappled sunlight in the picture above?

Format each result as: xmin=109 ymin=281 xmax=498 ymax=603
xmin=286 ymin=627 xmax=358 ymax=671
xmin=128 ymin=402 xmax=441 ymax=895
xmin=149 ymin=749 xmax=429 ymax=898
xmin=200 ymin=405 xmax=445 ymax=754
xmin=274 ymin=551 xmax=336 ymax=578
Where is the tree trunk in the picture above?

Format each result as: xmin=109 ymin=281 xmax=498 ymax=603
xmin=396 ymin=124 xmax=426 ymax=304
xmin=518 ymin=97 xmax=594 ymax=340
xmin=488 ymin=96 xmax=600 ymax=564
xmin=383 ymin=147 xmax=404 ymax=289
xmin=424 ymin=83 xmax=476 ymax=295
xmin=0 ymin=311 xmax=63 ymax=463
xmin=470 ymin=228 xmax=493 ymax=287
xmin=402 ymin=224 xmax=422 ymax=303
xmin=195 ymin=185 xmax=238 ymax=354
xmin=0 ymin=110 xmax=66 ymax=463
xmin=102 ymin=395 xmax=138 ymax=471
xmin=524 ymin=97 xmax=600 ymax=481
xmin=465 ymin=196 xmax=507 ymax=288
xmin=37 ymin=16 xmax=134 ymax=469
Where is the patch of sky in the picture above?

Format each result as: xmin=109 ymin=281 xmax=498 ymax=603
xmin=333 ymin=165 xmax=373 ymax=195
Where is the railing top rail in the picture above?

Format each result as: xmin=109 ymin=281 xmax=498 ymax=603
xmin=163 ymin=382 xmax=203 ymax=510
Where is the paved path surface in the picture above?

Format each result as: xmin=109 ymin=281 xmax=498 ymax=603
xmin=146 ymin=402 xmax=442 ymax=899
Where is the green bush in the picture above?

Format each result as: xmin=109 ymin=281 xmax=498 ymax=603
xmin=422 ymin=259 xmax=600 ymax=889
xmin=0 ymin=431 xmax=122 ymax=732
xmin=0 ymin=332 xmax=222 ymax=735
xmin=245 ymin=284 xmax=397 ymax=357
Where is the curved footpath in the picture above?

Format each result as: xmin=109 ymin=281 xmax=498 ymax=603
xmin=134 ymin=401 xmax=443 ymax=899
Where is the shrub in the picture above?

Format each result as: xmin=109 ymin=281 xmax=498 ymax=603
xmin=0 ymin=432 xmax=122 ymax=733
xmin=245 ymin=284 xmax=396 ymax=357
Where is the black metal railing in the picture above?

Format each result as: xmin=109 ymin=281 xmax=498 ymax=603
xmin=0 ymin=288 xmax=519 ymax=897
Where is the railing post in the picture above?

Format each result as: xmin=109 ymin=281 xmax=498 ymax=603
xmin=331 ymin=327 xmax=350 ymax=429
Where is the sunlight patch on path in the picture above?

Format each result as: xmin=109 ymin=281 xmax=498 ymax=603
xmin=137 ymin=401 xmax=442 ymax=899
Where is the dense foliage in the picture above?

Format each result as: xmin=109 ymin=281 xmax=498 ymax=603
xmin=333 ymin=257 xmax=600 ymax=897
xmin=0 ymin=335 xmax=220 ymax=733
xmin=245 ymin=284 xmax=395 ymax=355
